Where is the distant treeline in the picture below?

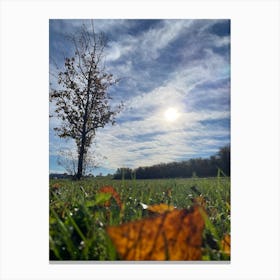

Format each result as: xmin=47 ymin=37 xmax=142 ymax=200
xmin=114 ymin=145 xmax=230 ymax=179
xmin=49 ymin=173 xmax=73 ymax=179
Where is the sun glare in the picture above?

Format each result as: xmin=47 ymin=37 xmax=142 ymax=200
xmin=164 ymin=107 xmax=179 ymax=122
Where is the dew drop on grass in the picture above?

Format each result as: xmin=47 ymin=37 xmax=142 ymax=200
xmin=79 ymin=241 xmax=85 ymax=250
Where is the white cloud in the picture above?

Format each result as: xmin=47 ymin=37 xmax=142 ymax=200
xmin=105 ymin=42 xmax=133 ymax=62
xmin=94 ymin=79 xmax=229 ymax=170
xmin=139 ymin=20 xmax=193 ymax=60
xmin=103 ymin=20 xmax=193 ymax=64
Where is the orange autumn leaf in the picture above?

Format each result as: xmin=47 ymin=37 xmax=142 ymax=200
xmin=147 ymin=203 xmax=175 ymax=214
xmin=106 ymin=206 xmax=205 ymax=260
xmin=51 ymin=183 xmax=61 ymax=189
xmin=99 ymin=186 xmax=123 ymax=209
xmin=193 ymin=196 xmax=207 ymax=208
xmin=221 ymin=234 xmax=230 ymax=255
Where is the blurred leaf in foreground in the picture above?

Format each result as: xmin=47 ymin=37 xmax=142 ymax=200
xmin=107 ymin=205 xmax=204 ymax=260
xmin=146 ymin=203 xmax=175 ymax=214
xmin=140 ymin=203 xmax=175 ymax=217
xmin=221 ymin=234 xmax=230 ymax=255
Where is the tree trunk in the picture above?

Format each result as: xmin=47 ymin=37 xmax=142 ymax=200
xmin=76 ymin=149 xmax=84 ymax=180
xmin=76 ymin=132 xmax=86 ymax=180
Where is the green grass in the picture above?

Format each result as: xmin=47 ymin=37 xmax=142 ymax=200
xmin=49 ymin=175 xmax=230 ymax=261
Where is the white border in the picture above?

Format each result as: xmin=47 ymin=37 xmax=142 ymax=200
xmin=1 ymin=0 xmax=279 ymax=279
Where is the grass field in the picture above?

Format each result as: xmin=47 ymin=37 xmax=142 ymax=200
xmin=49 ymin=174 xmax=230 ymax=261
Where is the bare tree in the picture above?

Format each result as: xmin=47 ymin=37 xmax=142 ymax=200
xmin=57 ymin=149 xmax=78 ymax=176
xmin=50 ymin=22 xmax=122 ymax=179
xmin=57 ymin=148 xmax=105 ymax=176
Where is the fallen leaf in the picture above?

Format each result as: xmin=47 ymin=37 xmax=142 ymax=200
xmin=99 ymin=186 xmax=123 ymax=209
xmin=107 ymin=206 xmax=205 ymax=260
xmin=51 ymin=183 xmax=61 ymax=189
xmin=221 ymin=234 xmax=230 ymax=255
xmin=193 ymin=196 xmax=207 ymax=208
xmin=147 ymin=203 xmax=175 ymax=214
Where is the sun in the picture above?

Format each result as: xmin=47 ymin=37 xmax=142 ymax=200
xmin=164 ymin=107 xmax=179 ymax=122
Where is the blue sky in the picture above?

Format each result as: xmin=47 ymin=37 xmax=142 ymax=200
xmin=49 ymin=19 xmax=230 ymax=175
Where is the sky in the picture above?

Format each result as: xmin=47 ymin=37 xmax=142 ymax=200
xmin=49 ymin=19 xmax=230 ymax=175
